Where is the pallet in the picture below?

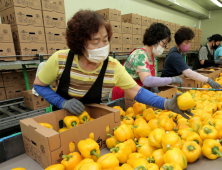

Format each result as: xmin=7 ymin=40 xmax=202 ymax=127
xmin=0 ymin=57 xmax=17 ymax=61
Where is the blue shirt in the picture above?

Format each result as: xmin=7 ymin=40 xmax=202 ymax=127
xmin=215 ymin=45 xmax=222 ymax=60
xmin=161 ymin=47 xmax=189 ymax=77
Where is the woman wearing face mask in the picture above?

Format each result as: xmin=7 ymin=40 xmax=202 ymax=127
xmin=162 ymin=27 xmax=221 ymax=89
xmin=111 ymin=23 xmax=183 ymax=101
xmin=33 ymin=10 xmax=192 ymax=119
xmin=193 ymin=34 xmax=222 ymax=70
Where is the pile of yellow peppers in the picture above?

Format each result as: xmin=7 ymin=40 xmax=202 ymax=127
xmin=38 ymin=110 xmax=94 ymax=133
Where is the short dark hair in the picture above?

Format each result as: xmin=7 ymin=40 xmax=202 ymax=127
xmin=66 ymin=10 xmax=112 ymax=56
xmin=143 ymin=23 xmax=171 ymax=46
xmin=207 ymin=34 xmax=222 ymax=42
xmin=175 ymin=27 xmax=195 ymax=45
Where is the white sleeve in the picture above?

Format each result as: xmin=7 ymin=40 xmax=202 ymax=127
xmin=183 ymin=69 xmax=208 ymax=82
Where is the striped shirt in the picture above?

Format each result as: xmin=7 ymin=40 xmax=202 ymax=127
xmin=38 ymin=49 xmax=136 ymax=99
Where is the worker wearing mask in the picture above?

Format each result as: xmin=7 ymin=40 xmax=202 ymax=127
xmin=162 ymin=27 xmax=221 ymax=89
xmin=111 ymin=23 xmax=183 ymax=100
xmin=193 ymin=34 xmax=222 ymax=70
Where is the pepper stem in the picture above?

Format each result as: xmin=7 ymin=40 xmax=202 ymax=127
xmin=134 ymin=138 xmax=139 ymax=145
xmin=150 ymin=157 xmax=155 ymax=163
xmin=136 ymin=144 xmax=142 ymax=148
xmin=208 ymin=121 xmax=215 ymax=127
xmin=168 ymin=114 xmax=174 ymax=118
xmin=212 ymin=146 xmax=222 ymax=157
xmin=173 ymin=127 xmax=179 ymax=132
xmin=217 ymin=139 xmax=222 ymax=143
xmin=110 ymin=147 xmax=119 ymax=153
xmin=125 ymin=116 xmax=130 ymax=120
xmin=82 ymin=116 xmax=88 ymax=123
xmin=113 ymin=127 xmax=118 ymax=131
xmin=71 ymin=121 xmax=77 ymax=127
xmin=187 ymin=145 xmax=195 ymax=151
xmin=134 ymin=165 xmax=147 ymax=170
xmin=62 ymin=155 xmax=73 ymax=161
xmin=132 ymin=116 xmax=136 ymax=120
xmin=107 ymin=134 xmax=113 ymax=137
xmin=162 ymin=165 xmax=174 ymax=170
xmin=193 ymin=140 xmax=199 ymax=144
xmin=131 ymin=125 xmax=138 ymax=130
xmin=167 ymin=144 xmax=171 ymax=150
xmin=147 ymin=157 xmax=151 ymax=162
xmin=120 ymin=115 xmax=124 ymax=119
xmin=204 ymin=127 xmax=212 ymax=134
xmin=90 ymin=149 xmax=100 ymax=158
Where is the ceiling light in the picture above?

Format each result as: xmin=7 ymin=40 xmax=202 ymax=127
xmin=211 ymin=0 xmax=222 ymax=7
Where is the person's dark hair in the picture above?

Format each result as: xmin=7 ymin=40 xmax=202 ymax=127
xmin=175 ymin=27 xmax=195 ymax=45
xmin=66 ymin=10 xmax=112 ymax=56
xmin=207 ymin=34 xmax=222 ymax=42
xmin=143 ymin=23 xmax=171 ymax=46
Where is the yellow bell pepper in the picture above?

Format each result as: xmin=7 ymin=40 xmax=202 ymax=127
xmin=159 ymin=117 xmax=175 ymax=131
xmin=122 ymin=116 xmax=134 ymax=125
xmin=138 ymin=137 xmax=149 ymax=146
xmin=110 ymin=143 xmax=132 ymax=163
xmin=124 ymin=139 xmax=136 ymax=153
xmin=202 ymin=139 xmax=222 ymax=159
xmin=146 ymin=163 xmax=159 ymax=170
xmin=136 ymin=114 xmax=144 ymax=120
xmin=63 ymin=116 xmax=80 ymax=129
xmin=106 ymin=125 xmax=110 ymax=134
xmin=39 ymin=123 xmax=53 ymax=129
xmin=137 ymin=143 xmax=156 ymax=158
xmin=114 ymin=164 xmax=133 ymax=170
xmin=126 ymin=107 xmax=134 ymax=115
xmin=177 ymin=123 xmax=190 ymax=130
xmin=134 ymin=117 xmax=147 ymax=126
xmin=189 ymin=120 xmax=202 ymax=133
xmin=177 ymin=117 xmax=188 ymax=124
xmin=160 ymin=163 xmax=182 ymax=170
xmin=113 ymin=124 xmax=131 ymax=142
xmin=133 ymin=158 xmax=148 ymax=169
xmin=177 ymin=92 xmax=196 ymax=110
xmin=147 ymin=118 xmax=160 ymax=130
xmin=97 ymin=153 xmax=119 ymax=170
xmin=163 ymin=148 xmax=187 ymax=169
xmin=76 ymin=162 xmax=101 ymax=170
xmin=185 ymin=132 xmax=203 ymax=146
xmin=133 ymin=102 xmax=146 ymax=115
xmin=61 ymin=152 xmax=82 ymax=170
xmin=77 ymin=138 xmax=100 ymax=161
xmin=45 ymin=164 xmax=65 ymax=170
xmin=58 ymin=127 xmax=68 ymax=133
xmin=132 ymin=121 xmax=151 ymax=138
xmin=78 ymin=111 xmax=90 ymax=124
xmin=162 ymin=131 xmax=182 ymax=152
xmin=199 ymin=125 xmax=218 ymax=140
xmin=181 ymin=141 xmax=201 ymax=163
xmin=148 ymin=149 xmax=165 ymax=168
xmin=207 ymin=119 xmax=222 ymax=132
xmin=127 ymin=125 xmax=135 ymax=140
xmin=69 ymin=142 xmax=75 ymax=152
xmin=106 ymin=134 xmax=117 ymax=149
xmin=74 ymin=158 xmax=94 ymax=170
xmin=178 ymin=128 xmax=194 ymax=140
xmin=89 ymin=132 xmax=94 ymax=140
xmin=11 ymin=168 xmax=26 ymax=170
xmin=127 ymin=153 xmax=146 ymax=167
xmin=143 ymin=108 xmax=156 ymax=121
xmin=148 ymin=128 xmax=165 ymax=148
xmin=113 ymin=106 xmax=125 ymax=119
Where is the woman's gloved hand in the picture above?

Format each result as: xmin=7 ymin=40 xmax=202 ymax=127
xmin=207 ymin=78 xmax=222 ymax=89
xmin=150 ymin=87 xmax=160 ymax=93
xmin=171 ymin=76 xmax=183 ymax=86
xmin=165 ymin=93 xmax=194 ymax=119
xmin=62 ymin=98 xmax=85 ymax=115
xmin=215 ymin=59 xmax=222 ymax=65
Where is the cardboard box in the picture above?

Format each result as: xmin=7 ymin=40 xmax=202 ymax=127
xmin=23 ymin=90 xmax=50 ymax=110
xmin=96 ymin=8 xmax=121 ymax=22
xmin=5 ymin=84 xmax=27 ymax=99
xmin=20 ymin=104 xmax=121 ymax=168
xmin=11 ymin=25 xmax=45 ymax=44
xmin=15 ymin=43 xmax=47 ymax=58
xmin=132 ymin=35 xmax=142 ymax=45
xmin=125 ymin=86 xmax=177 ymax=110
xmin=0 ymin=0 xmax=41 ymax=12
xmin=141 ymin=16 xmax=151 ymax=26
xmin=122 ymin=34 xmax=132 ymax=45
xmin=0 ymin=88 xmax=6 ymax=101
xmin=165 ymin=21 xmax=170 ymax=28
xmin=42 ymin=11 xmax=66 ymax=29
xmin=122 ymin=45 xmax=133 ymax=52
xmin=157 ymin=19 xmax=165 ymax=25
xmin=121 ymin=13 xmax=141 ymax=25
xmin=171 ymin=23 xmax=176 ymax=31
xmin=197 ymin=70 xmax=220 ymax=80
xmin=44 ymin=28 xmax=66 ymax=44
xmin=41 ymin=0 xmax=65 ymax=14
xmin=141 ymin=26 xmax=147 ymax=36
xmin=122 ymin=22 xmax=132 ymax=34
xmin=0 ymin=6 xmax=43 ymax=27
xmin=0 ymin=24 xmax=13 ymax=43
xmin=110 ymin=44 xmax=122 ymax=54
xmin=27 ymin=69 xmax=37 ymax=84
xmin=0 ymin=43 xmax=16 ymax=60
xmin=110 ymin=33 xmax=122 ymax=44
xmin=0 ymin=73 xmax=3 ymax=87
xmin=109 ymin=21 xmax=121 ymax=33
xmin=150 ymin=18 xmax=157 ymax=25
xmin=132 ymin=24 xmax=141 ymax=35
xmin=47 ymin=43 xmax=68 ymax=54
xmin=1 ymin=70 xmax=25 ymax=87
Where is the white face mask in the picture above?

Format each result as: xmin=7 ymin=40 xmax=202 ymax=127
xmin=152 ymin=44 xmax=164 ymax=56
xmin=84 ymin=44 xmax=109 ymax=63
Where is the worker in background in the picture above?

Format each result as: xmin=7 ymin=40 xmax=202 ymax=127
xmin=162 ymin=27 xmax=221 ymax=89
xmin=193 ymin=34 xmax=222 ymax=70
xmin=33 ymin=10 xmax=192 ymax=119
xmin=111 ymin=23 xmax=183 ymax=101
xmin=215 ymin=44 xmax=222 ymax=60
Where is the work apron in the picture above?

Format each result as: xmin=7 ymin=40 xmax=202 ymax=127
xmin=193 ymin=45 xmax=215 ymax=70
xmin=52 ymin=50 xmax=109 ymax=111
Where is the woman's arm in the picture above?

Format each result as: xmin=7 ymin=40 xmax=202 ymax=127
xmin=183 ymin=69 xmax=208 ymax=82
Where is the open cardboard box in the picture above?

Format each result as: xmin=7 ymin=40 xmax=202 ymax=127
xmin=20 ymin=104 xmax=121 ymax=168
xmin=196 ymin=70 xmax=220 ymax=80
xmin=198 ymin=67 xmax=222 ymax=73
xmin=125 ymin=86 xmax=177 ymax=110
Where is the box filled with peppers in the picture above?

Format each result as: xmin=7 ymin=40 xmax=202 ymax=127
xmin=19 ymin=104 xmax=121 ymax=168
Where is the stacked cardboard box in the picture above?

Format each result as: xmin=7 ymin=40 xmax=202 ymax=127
xmin=96 ymin=8 xmax=122 ymax=54
xmin=0 ymin=24 xmax=16 ymax=61
xmin=42 ymin=0 xmax=67 ymax=54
